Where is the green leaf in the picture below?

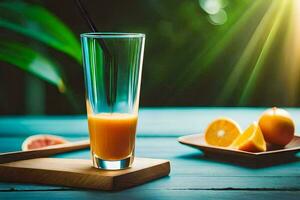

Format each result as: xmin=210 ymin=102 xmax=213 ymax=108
xmin=0 ymin=41 xmax=66 ymax=92
xmin=0 ymin=1 xmax=81 ymax=63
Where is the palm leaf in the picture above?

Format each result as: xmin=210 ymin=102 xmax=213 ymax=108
xmin=0 ymin=1 xmax=81 ymax=63
xmin=0 ymin=41 xmax=65 ymax=92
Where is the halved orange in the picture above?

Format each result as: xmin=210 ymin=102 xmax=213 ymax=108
xmin=231 ymin=122 xmax=266 ymax=152
xmin=204 ymin=118 xmax=242 ymax=147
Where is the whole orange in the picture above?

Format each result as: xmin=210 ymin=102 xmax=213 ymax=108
xmin=258 ymin=107 xmax=294 ymax=146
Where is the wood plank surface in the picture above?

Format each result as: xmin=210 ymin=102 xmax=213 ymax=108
xmin=1 ymin=108 xmax=300 ymax=137
xmin=0 ymin=137 xmax=299 ymax=191
xmin=0 ymin=158 xmax=170 ymax=191
xmin=0 ymin=140 xmax=89 ymax=164
xmin=1 ymin=109 xmax=300 ymax=199
xmin=0 ymin=190 xmax=299 ymax=200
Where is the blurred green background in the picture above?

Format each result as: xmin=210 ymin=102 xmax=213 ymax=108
xmin=0 ymin=0 xmax=299 ymax=115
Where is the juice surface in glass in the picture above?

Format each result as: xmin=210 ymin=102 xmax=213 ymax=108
xmin=88 ymin=113 xmax=138 ymax=161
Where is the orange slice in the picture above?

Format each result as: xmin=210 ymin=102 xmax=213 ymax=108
xmin=231 ymin=122 xmax=266 ymax=152
xmin=204 ymin=118 xmax=242 ymax=147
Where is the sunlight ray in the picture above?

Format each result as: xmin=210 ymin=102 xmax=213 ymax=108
xmin=279 ymin=0 xmax=300 ymax=105
xmin=172 ymin=0 xmax=267 ymax=93
xmin=217 ymin=0 xmax=279 ymax=104
xmin=238 ymin=0 xmax=289 ymax=105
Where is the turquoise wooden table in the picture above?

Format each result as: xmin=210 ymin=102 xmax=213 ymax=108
xmin=0 ymin=108 xmax=299 ymax=199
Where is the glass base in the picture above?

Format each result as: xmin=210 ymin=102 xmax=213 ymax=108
xmin=92 ymin=154 xmax=134 ymax=170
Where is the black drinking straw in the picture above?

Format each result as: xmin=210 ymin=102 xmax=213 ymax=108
xmin=75 ymin=0 xmax=117 ymax=107
xmin=75 ymin=0 xmax=110 ymax=54
xmin=75 ymin=0 xmax=98 ymax=32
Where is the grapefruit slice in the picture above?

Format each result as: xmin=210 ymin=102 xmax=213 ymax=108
xmin=204 ymin=118 xmax=242 ymax=147
xmin=22 ymin=134 xmax=68 ymax=151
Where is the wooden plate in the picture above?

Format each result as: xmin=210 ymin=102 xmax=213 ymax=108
xmin=178 ymin=134 xmax=300 ymax=160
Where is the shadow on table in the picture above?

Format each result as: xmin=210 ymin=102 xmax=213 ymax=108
xmin=176 ymin=152 xmax=300 ymax=169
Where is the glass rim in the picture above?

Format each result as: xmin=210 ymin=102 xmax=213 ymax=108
xmin=80 ymin=32 xmax=145 ymax=38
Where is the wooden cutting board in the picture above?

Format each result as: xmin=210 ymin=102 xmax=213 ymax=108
xmin=0 ymin=157 xmax=170 ymax=191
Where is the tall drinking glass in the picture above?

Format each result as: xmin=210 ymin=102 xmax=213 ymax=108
xmin=80 ymin=33 xmax=145 ymax=170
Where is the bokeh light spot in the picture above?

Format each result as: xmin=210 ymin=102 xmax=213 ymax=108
xmin=208 ymin=9 xmax=228 ymax=25
xmin=199 ymin=0 xmax=223 ymax=15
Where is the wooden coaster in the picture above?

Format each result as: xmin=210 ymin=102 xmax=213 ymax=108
xmin=0 ymin=157 xmax=170 ymax=191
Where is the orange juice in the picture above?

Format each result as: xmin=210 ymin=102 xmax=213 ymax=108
xmin=88 ymin=113 xmax=138 ymax=160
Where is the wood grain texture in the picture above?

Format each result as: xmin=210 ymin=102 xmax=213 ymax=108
xmin=0 ymin=157 xmax=170 ymax=191
xmin=1 ymin=108 xmax=300 ymax=137
xmin=0 ymin=140 xmax=89 ymax=164
xmin=1 ymin=191 xmax=300 ymax=200
xmin=0 ymin=109 xmax=300 ymax=199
